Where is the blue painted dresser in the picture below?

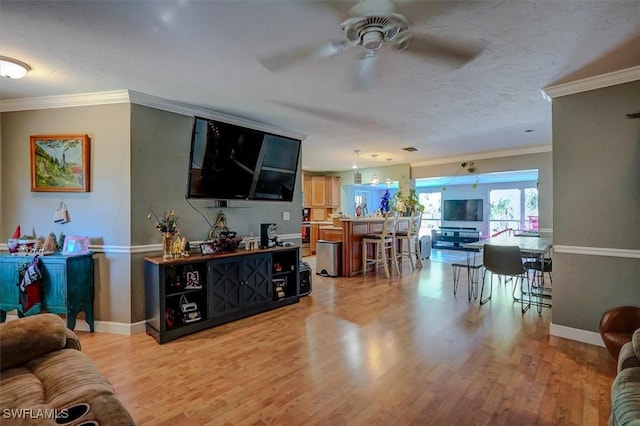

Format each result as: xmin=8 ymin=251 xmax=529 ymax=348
xmin=0 ymin=253 xmax=95 ymax=331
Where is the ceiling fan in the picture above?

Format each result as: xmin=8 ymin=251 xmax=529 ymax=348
xmin=258 ymin=0 xmax=482 ymax=90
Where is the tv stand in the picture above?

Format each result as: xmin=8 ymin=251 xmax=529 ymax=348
xmin=431 ymin=227 xmax=481 ymax=251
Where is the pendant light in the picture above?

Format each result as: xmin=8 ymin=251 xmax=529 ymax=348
xmin=370 ymin=154 xmax=379 ymax=185
xmin=385 ymin=158 xmax=393 ymax=188
xmin=353 ymin=150 xmax=362 ymax=184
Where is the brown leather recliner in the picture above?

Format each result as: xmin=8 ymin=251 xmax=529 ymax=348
xmin=599 ymin=306 xmax=640 ymax=360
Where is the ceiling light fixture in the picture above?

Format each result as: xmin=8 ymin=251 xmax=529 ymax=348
xmin=0 ymin=56 xmax=31 ymax=79
xmin=370 ymin=154 xmax=379 ymax=185
xmin=353 ymin=150 xmax=362 ymax=184
xmin=385 ymin=158 xmax=393 ymax=188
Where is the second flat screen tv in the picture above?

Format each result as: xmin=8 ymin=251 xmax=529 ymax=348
xmin=187 ymin=116 xmax=301 ymax=201
xmin=443 ymin=199 xmax=483 ymax=221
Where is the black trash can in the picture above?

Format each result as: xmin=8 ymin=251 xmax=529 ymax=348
xmin=299 ymin=261 xmax=312 ymax=296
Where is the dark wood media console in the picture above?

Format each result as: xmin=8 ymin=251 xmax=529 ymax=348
xmin=144 ymin=246 xmax=300 ymax=344
xmin=431 ymin=227 xmax=482 ymax=251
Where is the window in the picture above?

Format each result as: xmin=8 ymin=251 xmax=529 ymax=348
xmin=354 ymin=190 xmax=370 ymax=215
xmin=489 ymin=187 xmax=538 ymax=235
xmin=418 ymin=191 xmax=441 ymax=237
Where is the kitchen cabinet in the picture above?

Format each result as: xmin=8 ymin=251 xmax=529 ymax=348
xmin=310 ymin=223 xmax=320 ymax=253
xmin=326 ymin=176 xmax=340 ymax=208
xmin=311 ymin=176 xmax=327 ymax=206
xmin=319 ymin=226 xmax=343 ymax=242
xmin=303 ymin=175 xmax=312 ymax=208
xmin=306 ymin=175 xmax=341 ymax=220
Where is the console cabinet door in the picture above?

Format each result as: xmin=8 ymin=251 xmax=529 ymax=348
xmin=210 ymin=257 xmax=242 ymax=316
xmin=40 ymin=261 xmax=67 ymax=313
xmin=241 ymin=253 xmax=271 ymax=307
xmin=0 ymin=260 xmax=22 ymax=317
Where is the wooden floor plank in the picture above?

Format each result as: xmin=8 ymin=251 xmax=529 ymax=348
xmin=76 ymin=252 xmax=616 ymax=425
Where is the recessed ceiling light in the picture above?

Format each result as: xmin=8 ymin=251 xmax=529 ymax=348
xmin=0 ymin=56 xmax=31 ymax=79
xmin=402 ymin=146 xmax=420 ymax=152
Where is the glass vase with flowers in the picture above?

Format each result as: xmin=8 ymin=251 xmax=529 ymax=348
xmin=148 ymin=209 xmax=179 ymax=259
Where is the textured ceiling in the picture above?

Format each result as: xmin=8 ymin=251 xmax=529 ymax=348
xmin=1 ymin=1 xmax=639 ymax=172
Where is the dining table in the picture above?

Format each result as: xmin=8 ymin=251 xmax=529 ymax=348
xmin=464 ymin=235 xmax=553 ymax=313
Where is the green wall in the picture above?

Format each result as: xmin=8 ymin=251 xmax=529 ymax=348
xmin=551 ymin=80 xmax=640 ymax=332
xmin=1 ymin=101 xmax=304 ymax=327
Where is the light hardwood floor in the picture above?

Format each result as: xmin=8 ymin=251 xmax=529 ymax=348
xmin=77 ymin=252 xmax=616 ymax=425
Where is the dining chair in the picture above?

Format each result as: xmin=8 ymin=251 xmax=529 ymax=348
xmin=362 ymin=212 xmax=399 ymax=278
xmin=452 ymin=252 xmax=483 ymax=302
xmin=394 ymin=210 xmax=423 ymax=270
xmin=479 ymin=244 xmax=532 ymax=313
xmin=524 ymin=257 xmax=553 ymax=285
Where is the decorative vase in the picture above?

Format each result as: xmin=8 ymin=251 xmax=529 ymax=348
xmin=162 ymin=232 xmax=174 ymax=259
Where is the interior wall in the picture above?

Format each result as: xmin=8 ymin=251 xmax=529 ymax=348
xmin=0 ymin=104 xmax=133 ymax=324
xmin=411 ymin=152 xmax=553 ymax=233
xmin=551 ymin=80 xmax=640 ymax=332
xmin=333 ymin=163 xmax=411 ymax=214
xmin=129 ymin=104 xmax=304 ymax=322
xmin=130 ymin=104 xmax=304 ymax=244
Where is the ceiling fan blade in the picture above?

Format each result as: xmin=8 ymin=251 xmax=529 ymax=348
xmin=319 ymin=1 xmax=356 ymax=18
xmin=353 ymin=51 xmax=379 ymax=91
xmin=258 ymin=40 xmax=352 ymax=72
xmin=348 ymin=0 xmax=396 ymax=17
xmin=394 ymin=32 xmax=483 ymax=68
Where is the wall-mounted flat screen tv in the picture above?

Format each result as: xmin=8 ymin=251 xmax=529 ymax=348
xmin=443 ymin=199 xmax=484 ymax=221
xmin=187 ymin=116 xmax=301 ymax=201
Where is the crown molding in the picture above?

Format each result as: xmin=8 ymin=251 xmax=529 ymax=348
xmin=411 ymin=144 xmax=552 ymax=168
xmin=543 ymin=66 xmax=640 ymax=99
xmin=0 ymin=90 xmax=130 ymax=112
xmin=128 ymin=90 xmax=307 ymax=141
xmin=0 ymin=89 xmax=307 ymax=141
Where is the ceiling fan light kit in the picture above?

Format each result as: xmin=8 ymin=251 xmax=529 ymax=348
xmin=341 ymin=13 xmax=408 ymax=50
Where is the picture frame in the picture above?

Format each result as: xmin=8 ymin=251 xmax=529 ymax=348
xmin=30 ymin=134 xmax=91 ymax=192
xmin=62 ymin=235 xmax=90 ymax=256
xmin=200 ymin=242 xmax=216 ymax=256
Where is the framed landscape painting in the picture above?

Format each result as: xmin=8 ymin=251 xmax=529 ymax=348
xmin=30 ymin=134 xmax=90 ymax=192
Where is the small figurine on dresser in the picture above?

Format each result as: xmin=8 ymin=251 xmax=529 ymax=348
xmin=182 ymin=237 xmax=190 ymax=256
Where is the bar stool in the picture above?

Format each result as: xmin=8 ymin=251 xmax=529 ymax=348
xmin=362 ymin=212 xmax=399 ymax=278
xmin=394 ymin=210 xmax=423 ymax=270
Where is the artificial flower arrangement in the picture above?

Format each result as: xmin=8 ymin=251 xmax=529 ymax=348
xmin=392 ymin=188 xmax=425 ymax=214
xmin=147 ymin=209 xmax=179 ymax=234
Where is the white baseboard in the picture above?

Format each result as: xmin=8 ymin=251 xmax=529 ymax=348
xmin=6 ymin=313 xmax=146 ymax=335
xmin=549 ymin=322 xmax=605 ymax=347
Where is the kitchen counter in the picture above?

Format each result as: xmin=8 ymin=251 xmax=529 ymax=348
xmin=332 ymin=216 xmax=409 ymax=277
xmin=307 ymin=221 xmax=334 ymax=255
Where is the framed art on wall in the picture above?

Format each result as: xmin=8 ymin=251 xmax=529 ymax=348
xmin=30 ymin=134 xmax=91 ymax=192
